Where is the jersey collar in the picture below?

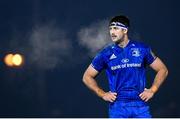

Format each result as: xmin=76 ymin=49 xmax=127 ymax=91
xmin=114 ymin=40 xmax=132 ymax=49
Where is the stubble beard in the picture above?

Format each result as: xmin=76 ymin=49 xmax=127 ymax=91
xmin=113 ymin=35 xmax=125 ymax=44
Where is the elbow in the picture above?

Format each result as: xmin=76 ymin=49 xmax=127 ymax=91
xmin=82 ymin=73 xmax=88 ymax=84
xmin=165 ymin=68 xmax=168 ymax=77
xmin=164 ymin=67 xmax=169 ymax=78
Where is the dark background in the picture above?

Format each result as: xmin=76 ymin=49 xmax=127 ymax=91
xmin=0 ymin=0 xmax=179 ymax=117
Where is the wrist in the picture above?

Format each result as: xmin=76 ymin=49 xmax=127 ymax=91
xmin=150 ymin=85 xmax=158 ymax=94
xmin=96 ymin=88 xmax=106 ymax=98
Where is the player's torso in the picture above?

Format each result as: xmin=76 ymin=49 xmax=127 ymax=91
xmin=105 ymin=42 xmax=146 ymax=72
xmin=103 ymin=41 xmax=148 ymax=100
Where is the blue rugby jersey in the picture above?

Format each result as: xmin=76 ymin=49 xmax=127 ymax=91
xmin=91 ymin=40 xmax=157 ymax=101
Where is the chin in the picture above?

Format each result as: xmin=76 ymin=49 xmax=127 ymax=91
xmin=112 ymin=38 xmax=118 ymax=42
xmin=112 ymin=39 xmax=120 ymax=43
xmin=113 ymin=39 xmax=123 ymax=44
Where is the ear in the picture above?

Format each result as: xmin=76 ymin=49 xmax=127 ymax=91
xmin=123 ymin=28 xmax=128 ymax=34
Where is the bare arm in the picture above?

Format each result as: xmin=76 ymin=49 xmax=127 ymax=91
xmin=139 ymin=57 xmax=168 ymax=102
xmin=83 ymin=64 xmax=117 ymax=102
xmin=149 ymin=57 xmax=168 ymax=93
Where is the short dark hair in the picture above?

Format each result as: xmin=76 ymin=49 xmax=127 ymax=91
xmin=109 ymin=15 xmax=130 ymax=27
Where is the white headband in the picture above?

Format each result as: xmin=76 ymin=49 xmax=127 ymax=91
xmin=110 ymin=22 xmax=128 ymax=30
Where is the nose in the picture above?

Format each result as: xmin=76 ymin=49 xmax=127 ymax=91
xmin=110 ymin=29 xmax=115 ymax=35
xmin=111 ymin=32 xmax=115 ymax=36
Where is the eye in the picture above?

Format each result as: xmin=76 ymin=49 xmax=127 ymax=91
xmin=114 ymin=27 xmax=118 ymax=30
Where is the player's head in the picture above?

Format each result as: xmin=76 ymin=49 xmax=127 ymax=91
xmin=109 ymin=15 xmax=130 ymax=43
xmin=109 ymin=15 xmax=130 ymax=28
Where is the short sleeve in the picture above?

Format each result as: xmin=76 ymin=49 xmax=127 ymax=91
xmin=91 ymin=53 xmax=106 ymax=72
xmin=144 ymin=46 xmax=157 ymax=65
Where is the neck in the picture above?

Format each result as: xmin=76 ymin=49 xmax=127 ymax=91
xmin=118 ymin=35 xmax=129 ymax=48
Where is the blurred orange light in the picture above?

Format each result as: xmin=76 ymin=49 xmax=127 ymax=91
xmin=4 ymin=54 xmax=14 ymax=66
xmin=4 ymin=53 xmax=24 ymax=67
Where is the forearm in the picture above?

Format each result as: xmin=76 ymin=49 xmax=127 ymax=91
xmin=83 ymin=75 xmax=105 ymax=98
xmin=150 ymin=68 xmax=168 ymax=93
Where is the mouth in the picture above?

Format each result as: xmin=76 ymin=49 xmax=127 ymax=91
xmin=111 ymin=35 xmax=117 ymax=39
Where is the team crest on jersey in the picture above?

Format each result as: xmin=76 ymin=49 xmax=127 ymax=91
xmin=131 ymin=48 xmax=140 ymax=57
